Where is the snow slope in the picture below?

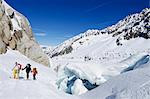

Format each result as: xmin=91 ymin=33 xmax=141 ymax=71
xmin=0 ymin=50 xmax=78 ymax=99
xmin=81 ymin=58 xmax=150 ymax=99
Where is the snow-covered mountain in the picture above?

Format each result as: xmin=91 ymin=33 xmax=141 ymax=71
xmin=49 ymin=8 xmax=150 ymax=59
xmin=40 ymin=45 xmax=55 ymax=55
xmin=45 ymin=8 xmax=150 ymax=95
xmin=0 ymin=0 xmax=49 ymax=66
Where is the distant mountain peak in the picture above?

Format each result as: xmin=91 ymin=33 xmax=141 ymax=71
xmin=47 ymin=8 xmax=150 ymax=58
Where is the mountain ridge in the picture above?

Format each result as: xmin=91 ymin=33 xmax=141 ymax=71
xmin=47 ymin=8 xmax=150 ymax=58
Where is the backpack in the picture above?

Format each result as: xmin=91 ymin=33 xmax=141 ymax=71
xmin=18 ymin=64 xmax=22 ymax=70
xmin=32 ymin=68 xmax=38 ymax=74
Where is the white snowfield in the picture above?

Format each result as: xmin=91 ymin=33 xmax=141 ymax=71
xmin=0 ymin=50 xmax=78 ymax=99
xmin=1 ymin=50 xmax=150 ymax=99
xmin=81 ymin=60 xmax=150 ymax=99
xmin=54 ymin=51 xmax=150 ymax=95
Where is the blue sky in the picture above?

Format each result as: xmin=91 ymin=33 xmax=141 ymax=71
xmin=5 ymin=0 xmax=149 ymax=46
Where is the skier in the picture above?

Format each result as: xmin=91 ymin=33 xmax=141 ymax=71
xmin=12 ymin=67 xmax=18 ymax=79
xmin=32 ymin=68 xmax=38 ymax=80
xmin=22 ymin=64 xmax=31 ymax=80
xmin=12 ymin=62 xmax=22 ymax=79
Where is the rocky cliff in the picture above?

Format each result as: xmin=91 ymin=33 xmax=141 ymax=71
xmin=0 ymin=0 xmax=50 ymax=66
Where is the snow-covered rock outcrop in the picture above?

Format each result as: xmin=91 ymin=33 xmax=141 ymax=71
xmin=0 ymin=0 xmax=49 ymax=66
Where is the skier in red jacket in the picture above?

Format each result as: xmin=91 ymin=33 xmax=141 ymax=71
xmin=32 ymin=68 xmax=38 ymax=80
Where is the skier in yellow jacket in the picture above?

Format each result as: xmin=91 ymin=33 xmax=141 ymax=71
xmin=12 ymin=62 xmax=22 ymax=79
xmin=13 ymin=68 xmax=18 ymax=79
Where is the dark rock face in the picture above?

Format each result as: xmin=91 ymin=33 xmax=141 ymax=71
xmin=51 ymin=45 xmax=73 ymax=58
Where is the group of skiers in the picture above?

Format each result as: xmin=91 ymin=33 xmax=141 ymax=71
xmin=12 ymin=62 xmax=38 ymax=80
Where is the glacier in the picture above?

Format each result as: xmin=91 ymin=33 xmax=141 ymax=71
xmin=56 ymin=53 xmax=150 ymax=95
